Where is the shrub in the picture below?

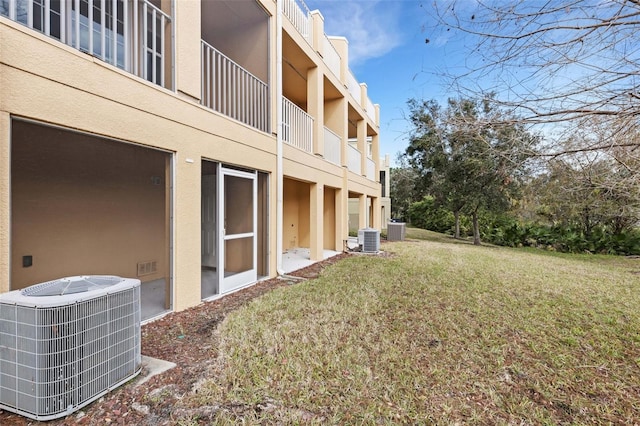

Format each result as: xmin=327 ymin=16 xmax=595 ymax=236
xmin=408 ymin=197 xmax=457 ymax=234
xmin=409 ymin=205 xmax=640 ymax=256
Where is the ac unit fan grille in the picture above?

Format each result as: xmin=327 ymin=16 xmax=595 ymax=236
xmin=359 ymin=228 xmax=380 ymax=253
xmin=21 ymin=275 xmax=124 ymax=297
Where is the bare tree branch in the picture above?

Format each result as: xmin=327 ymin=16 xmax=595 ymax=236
xmin=427 ymin=0 xmax=640 ymax=142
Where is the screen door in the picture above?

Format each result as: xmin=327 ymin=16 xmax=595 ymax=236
xmin=218 ymin=165 xmax=257 ymax=293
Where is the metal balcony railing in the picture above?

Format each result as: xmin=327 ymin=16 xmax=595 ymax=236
xmin=278 ymin=0 xmax=380 ymax=126
xmin=366 ymin=157 xmax=376 ymax=181
xmin=323 ymin=36 xmax=341 ymax=79
xmin=282 ymin=97 xmax=313 ymax=153
xmin=282 ymin=0 xmax=311 ymax=45
xmin=324 ymin=127 xmax=341 ymax=166
xmin=366 ymin=98 xmax=376 ymax=122
xmin=347 ymin=71 xmax=361 ymax=105
xmin=201 ymin=40 xmax=269 ymax=133
xmin=1 ymin=0 xmax=172 ymax=89
xmin=347 ymin=144 xmax=361 ymax=175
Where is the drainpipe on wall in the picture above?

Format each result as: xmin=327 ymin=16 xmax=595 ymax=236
xmin=276 ymin=0 xmax=285 ymax=275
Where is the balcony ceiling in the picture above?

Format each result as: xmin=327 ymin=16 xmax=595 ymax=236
xmin=348 ymin=104 xmax=361 ymax=122
xmin=324 ymin=77 xmax=341 ymax=101
xmin=282 ymin=32 xmax=315 ymax=106
xmin=367 ymin=123 xmax=378 ymax=137
xmin=202 ymin=0 xmax=267 ymax=43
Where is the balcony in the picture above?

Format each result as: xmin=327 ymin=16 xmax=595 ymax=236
xmin=324 ymin=127 xmax=341 ymax=166
xmin=366 ymin=98 xmax=377 ymax=123
xmin=348 ymin=144 xmax=361 ymax=175
xmin=282 ymin=96 xmax=345 ymax=169
xmin=201 ymin=41 xmax=269 ymax=133
xmin=347 ymin=71 xmax=361 ymax=105
xmin=346 ymin=140 xmax=377 ymax=180
xmin=283 ymin=0 xmax=311 ymax=45
xmin=1 ymin=0 xmax=172 ymax=89
xmin=322 ymin=35 xmax=341 ymax=80
xmin=366 ymin=157 xmax=376 ymax=180
xmin=282 ymin=97 xmax=313 ymax=153
xmin=200 ymin=0 xmax=270 ymax=133
xmin=283 ymin=97 xmax=345 ymax=168
xmin=281 ymin=0 xmax=379 ymax=128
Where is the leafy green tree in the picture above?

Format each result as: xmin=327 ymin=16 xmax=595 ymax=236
xmin=404 ymin=96 xmax=537 ymax=244
xmin=404 ymin=99 xmax=467 ymax=237
xmin=389 ymin=159 xmax=419 ymax=222
xmin=408 ymin=195 xmax=459 ymax=234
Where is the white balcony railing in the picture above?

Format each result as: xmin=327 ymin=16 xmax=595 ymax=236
xmin=347 ymin=144 xmax=361 ymax=175
xmin=323 ymin=36 xmax=341 ymax=79
xmin=201 ymin=40 xmax=269 ymax=133
xmin=366 ymin=98 xmax=376 ymax=122
xmin=1 ymin=0 xmax=172 ymax=88
xmin=347 ymin=71 xmax=361 ymax=105
xmin=283 ymin=0 xmax=311 ymax=45
xmin=282 ymin=97 xmax=313 ymax=153
xmin=366 ymin=157 xmax=376 ymax=181
xmin=324 ymin=127 xmax=341 ymax=166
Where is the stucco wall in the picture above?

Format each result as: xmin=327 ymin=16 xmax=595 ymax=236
xmin=283 ymin=178 xmax=314 ymax=250
xmin=0 ymin=0 xmax=382 ymax=313
xmin=323 ymin=187 xmax=337 ymax=250
xmin=0 ymin=19 xmax=278 ymax=309
xmin=0 ymin=113 xmax=10 ymax=292
xmin=11 ymin=121 xmax=169 ymax=289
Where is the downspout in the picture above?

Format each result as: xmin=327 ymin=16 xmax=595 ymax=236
xmin=276 ymin=0 xmax=285 ymax=275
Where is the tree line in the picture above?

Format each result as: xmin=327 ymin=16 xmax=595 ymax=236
xmin=390 ymin=0 xmax=640 ymax=255
xmin=391 ymin=96 xmax=640 ymax=255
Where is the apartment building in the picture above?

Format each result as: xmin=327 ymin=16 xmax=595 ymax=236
xmin=349 ymin=153 xmax=391 ymax=233
xmin=0 ymin=0 xmax=382 ymax=321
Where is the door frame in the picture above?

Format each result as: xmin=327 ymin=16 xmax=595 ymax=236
xmin=217 ymin=164 xmax=258 ymax=293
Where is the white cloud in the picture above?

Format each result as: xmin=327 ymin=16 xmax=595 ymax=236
xmin=306 ymin=0 xmax=404 ymax=68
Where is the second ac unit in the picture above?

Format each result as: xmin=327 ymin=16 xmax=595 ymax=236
xmin=358 ymin=228 xmax=380 ymax=253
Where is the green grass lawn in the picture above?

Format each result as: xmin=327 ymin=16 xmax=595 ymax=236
xmin=182 ymin=229 xmax=640 ymax=424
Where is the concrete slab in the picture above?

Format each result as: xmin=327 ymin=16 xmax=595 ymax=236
xmin=281 ymin=247 xmax=344 ymax=273
xmin=136 ymin=355 xmax=177 ymax=386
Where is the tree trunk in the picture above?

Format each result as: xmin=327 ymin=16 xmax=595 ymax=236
xmin=472 ymin=209 xmax=481 ymax=245
xmin=583 ymin=207 xmax=592 ymax=238
xmin=454 ymin=210 xmax=461 ymax=239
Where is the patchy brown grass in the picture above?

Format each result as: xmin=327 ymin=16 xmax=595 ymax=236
xmin=2 ymin=235 xmax=638 ymax=425
xmin=174 ymin=236 xmax=640 ymax=424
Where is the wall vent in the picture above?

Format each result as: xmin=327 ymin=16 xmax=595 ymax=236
xmin=137 ymin=260 xmax=157 ymax=276
xmin=0 ymin=276 xmax=141 ymax=421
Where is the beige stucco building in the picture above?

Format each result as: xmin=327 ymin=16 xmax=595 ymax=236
xmin=0 ymin=0 xmax=382 ymax=321
xmin=349 ymin=153 xmax=391 ymax=233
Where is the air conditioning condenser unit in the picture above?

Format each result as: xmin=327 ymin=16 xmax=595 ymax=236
xmin=358 ymin=228 xmax=380 ymax=253
xmin=0 ymin=275 xmax=141 ymax=421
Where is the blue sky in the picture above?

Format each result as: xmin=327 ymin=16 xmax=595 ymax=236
xmin=304 ymin=0 xmax=466 ymax=164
